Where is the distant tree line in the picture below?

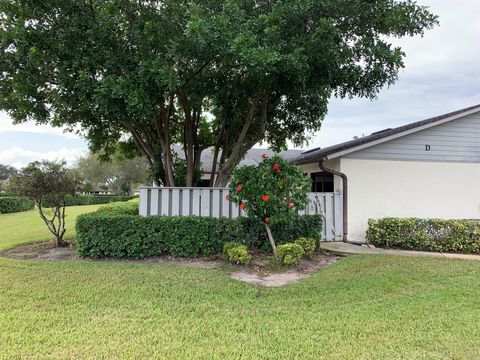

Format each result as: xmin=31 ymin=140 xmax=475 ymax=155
xmin=1 ymin=151 xmax=149 ymax=196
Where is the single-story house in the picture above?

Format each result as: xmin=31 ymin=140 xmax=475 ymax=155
xmin=172 ymin=103 xmax=480 ymax=243
xmin=295 ymin=103 xmax=480 ymax=242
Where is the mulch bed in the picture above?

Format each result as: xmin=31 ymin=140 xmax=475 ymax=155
xmin=1 ymin=241 xmax=341 ymax=286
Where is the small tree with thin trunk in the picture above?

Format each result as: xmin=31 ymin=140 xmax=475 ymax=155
xmin=228 ymin=154 xmax=310 ymax=258
xmin=8 ymin=161 xmax=77 ymax=247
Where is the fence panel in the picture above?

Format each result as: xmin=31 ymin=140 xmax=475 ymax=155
xmin=139 ymin=187 xmax=343 ymax=241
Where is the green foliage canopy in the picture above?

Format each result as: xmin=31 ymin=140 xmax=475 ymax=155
xmin=0 ymin=0 xmax=438 ymax=186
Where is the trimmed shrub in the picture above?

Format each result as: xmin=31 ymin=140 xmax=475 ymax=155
xmin=76 ymin=214 xmax=322 ymax=259
xmin=76 ymin=214 xmax=233 ymax=258
xmin=223 ymin=242 xmax=251 ymax=265
xmin=223 ymin=241 xmax=241 ymax=258
xmin=0 ymin=197 xmax=34 ymax=214
xmin=44 ymin=195 xmax=137 ymax=207
xmin=95 ymin=198 xmax=139 ymax=215
xmin=367 ymin=218 xmax=480 ymax=254
xmin=276 ymin=243 xmax=304 ymax=267
xmin=294 ymin=237 xmax=316 ymax=258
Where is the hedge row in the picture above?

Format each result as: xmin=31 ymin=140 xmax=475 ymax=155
xmin=366 ymin=218 xmax=480 ymax=254
xmin=76 ymin=214 xmax=322 ymax=259
xmin=44 ymin=195 xmax=137 ymax=207
xmin=0 ymin=197 xmax=35 ymax=214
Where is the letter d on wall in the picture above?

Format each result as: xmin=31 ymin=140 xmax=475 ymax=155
xmin=425 ymin=144 xmax=431 ymax=151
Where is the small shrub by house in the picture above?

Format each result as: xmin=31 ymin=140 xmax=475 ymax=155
xmin=294 ymin=237 xmax=316 ymax=258
xmin=276 ymin=243 xmax=304 ymax=267
xmin=223 ymin=242 xmax=251 ymax=265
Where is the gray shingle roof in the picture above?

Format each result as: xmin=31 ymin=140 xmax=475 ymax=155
xmin=296 ymin=103 xmax=480 ymax=164
xmin=172 ymin=145 xmax=303 ymax=173
xmin=172 ymin=103 xmax=480 ymax=170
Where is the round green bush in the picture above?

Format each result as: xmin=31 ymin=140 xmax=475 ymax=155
xmin=294 ymin=237 xmax=316 ymax=258
xmin=228 ymin=246 xmax=252 ymax=265
xmin=276 ymin=243 xmax=304 ymax=267
xmin=96 ymin=198 xmax=139 ymax=215
xmin=223 ymin=241 xmax=251 ymax=265
xmin=223 ymin=241 xmax=241 ymax=258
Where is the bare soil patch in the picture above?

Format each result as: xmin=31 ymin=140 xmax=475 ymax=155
xmin=228 ymin=252 xmax=340 ymax=286
xmin=1 ymin=241 xmax=340 ymax=286
xmin=1 ymin=242 xmax=77 ymax=261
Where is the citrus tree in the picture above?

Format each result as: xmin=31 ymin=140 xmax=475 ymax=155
xmin=228 ymin=154 xmax=310 ymax=257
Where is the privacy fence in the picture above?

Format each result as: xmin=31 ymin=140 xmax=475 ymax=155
xmin=139 ymin=187 xmax=343 ymax=241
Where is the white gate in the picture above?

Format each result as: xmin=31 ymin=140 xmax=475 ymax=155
xmin=139 ymin=187 xmax=343 ymax=241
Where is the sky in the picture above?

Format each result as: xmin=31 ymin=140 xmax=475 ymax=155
xmin=1 ymin=0 xmax=480 ymax=168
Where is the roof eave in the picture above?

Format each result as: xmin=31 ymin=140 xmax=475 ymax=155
xmin=296 ymin=105 xmax=480 ymax=164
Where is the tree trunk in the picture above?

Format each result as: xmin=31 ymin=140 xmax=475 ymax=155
xmin=209 ymin=145 xmax=220 ymax=186
xmin=55 ymin=205 xmax=68 ymax=247
xmin=193 ymin=146 xmax=203 ymax=186
xmin=264 ymin=223 xmax=277 ymax=258
xmin=158 ymin=125 xmax=174 ymax=186
xmin=162 ymin=146 xmax=175 ymax=186
xmin=37 ymin=202 xmax=68 ymax=247
xmin=213 ymin=96 xmax=264 ymax=187
xmin=185 ymin=114 xmax=195 ymax=187
xmin=214 ymin=166 xmax=233 ymax=187
xmin=152 ymin=95 xmax=175 ymax=187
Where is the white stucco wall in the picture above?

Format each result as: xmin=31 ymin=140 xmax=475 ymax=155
xmin=340 ymin=158 xmax=480 ymax=242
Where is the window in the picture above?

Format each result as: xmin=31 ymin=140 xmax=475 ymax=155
xmin=310 ymin=172 xmax=334 ymax=192
xmin=197 ymin=179 xmax=211 ymax=187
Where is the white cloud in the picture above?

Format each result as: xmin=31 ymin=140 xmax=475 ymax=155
xmin=0 ymin=146 xmax=87 ymax=168
xmin=299 ymin=0 xmax=480 ymax=149
xmin=0 ymin=112 xmax=81 ymax=139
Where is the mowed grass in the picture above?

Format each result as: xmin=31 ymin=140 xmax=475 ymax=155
xmin=1 ymin=255 xmax=479 ymax=359
xmin=0 ymin=204 xmax=101 ymax=251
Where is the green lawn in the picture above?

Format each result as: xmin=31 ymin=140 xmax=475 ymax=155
xmin=1 ymin=255 xmax=479 ymax=359
xmin=1 ymin=208 xmax=479 ymax=358
xmin=0 ymin=204 xmax=101 ymax=251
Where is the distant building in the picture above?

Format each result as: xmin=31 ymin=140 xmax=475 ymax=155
xmin=90 ymin=188 xmax=113 ymax=195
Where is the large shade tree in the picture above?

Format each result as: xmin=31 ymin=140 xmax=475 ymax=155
xmin=0 ymin=0 xmax=437 ymax=186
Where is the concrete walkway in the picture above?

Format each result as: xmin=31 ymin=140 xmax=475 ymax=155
xmin=320 ymin=242 xmax=480 ymax=261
